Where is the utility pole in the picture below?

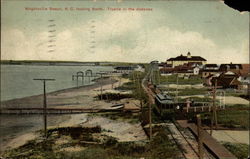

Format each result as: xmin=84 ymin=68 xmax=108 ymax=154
xmin=111 ymin=76 xmax=114 ymax=89
xmin=176 ymin=73 xmax=179 ymax=104
xmin=136 ymin=73 xmax=143 ymax=110
xmin=119 ymin=76 xmax=121 ymax=87
xmin=149 ymin=102 xmax=152 ymax=141
xmin=197 ymin=114 xmax=204 ymax=159
xmin=33 ymin=78 xmax=55 ymax=138
xmin=210 ymin=79 xmax=218 ymax=135
xmin=100 ymin=74 xmax=103 ymax=100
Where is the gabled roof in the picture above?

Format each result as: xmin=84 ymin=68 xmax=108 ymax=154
xmin=167 ymin=54 xmax=206 ymax=61
xmin=219 ymin=64 xmax=242 ymax=70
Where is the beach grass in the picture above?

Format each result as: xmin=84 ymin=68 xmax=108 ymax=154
xmin=2 ymin=126 xmax=180 ymax=159
xmin=222 ymin=142 xmax=249 ymax=159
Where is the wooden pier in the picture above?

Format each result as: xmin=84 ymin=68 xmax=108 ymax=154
xmin=0 ymin=107 xmax=140 ymax=114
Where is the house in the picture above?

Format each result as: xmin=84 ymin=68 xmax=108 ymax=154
xmin=193 ymin=66 xmax=200 ymax=75
xmin=166 ymin=52 xmax=206 ymax=68
xmin=203 ymin=73 xmax=220 ymax=86
xmin=239 ymin=64 xmax=250 ymax=77
xmin=113 ymin=66 xmax=135 ymax=74
xmin=201 ymin=64 xmax=220 ymax=78
xmin=238 ymin=70 xmax=250 ymax=90
xmin=219 ymin=63 xmax=242 ymax=75
xmin=211 ymin=71 xmax=241 ymax=89
xmin=134 ymin=65 xmax=145 ymax=72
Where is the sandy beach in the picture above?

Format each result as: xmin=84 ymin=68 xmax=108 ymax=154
xmin=0 ymin=76 xmax=146 ymax=153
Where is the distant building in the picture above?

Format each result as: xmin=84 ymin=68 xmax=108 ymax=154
xmin=193 ymin=66 xmax=200 ymax=75
xmin=201 ymin=64 xmax=219 ymax=78
xmin=113 ymin=65 xmax=144 ymax=74
xmin=166 ymin=52 xmax=206 ymax=68
xmin=114 ymin=66 xmax=135 ymax=74
xmin=219 ymin=63 xmax=242 ymax=75
xmin=211 ymin=71 xmax=241 ymax=89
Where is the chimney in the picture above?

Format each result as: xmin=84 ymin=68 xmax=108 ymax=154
xmin=187 ymin=52 xmax=191 ymax=58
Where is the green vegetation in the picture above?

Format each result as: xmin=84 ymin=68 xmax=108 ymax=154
xmin=159 ymin=74 xmax=203 ymax=85
xmin=3 ymin=126 xmax=180 ymax=159
xmin=116 ymin=71 xmax=149 ymax=104
xmin=178 ymin=88 xmax=207 ymax=96
xmin=88 ymin=112 xmax=140 ymax=124
xmin=200 ymin=104 xmax=249 ymax=129
xmin=222 ymin=142 xmax=249 ymax=159
xmin=177 ymin=96 xmax=214 ymax=103
xmin=96 ymin=93 xmax=133 ymax=101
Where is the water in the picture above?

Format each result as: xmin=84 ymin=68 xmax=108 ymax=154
xmin=0 ymin=64 xmax=114 ymax=152
xmin=0 ymin=65 xmax=113 ymax=101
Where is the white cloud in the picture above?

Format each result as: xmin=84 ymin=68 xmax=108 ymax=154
xmin=1 ymin=12 xmax=248 ymax=64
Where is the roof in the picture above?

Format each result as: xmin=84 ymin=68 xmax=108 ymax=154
xmin=167 ymin=54 xmax=206 ymax=62
xmin=114 ymin=66 xmax=135 ymax=70
xmin=155 ymin=94 xmax=174 ymax=104
xmin=202 ymin=69 xmax=219 ymax=72
xmin=204 ymin=64 xmax=218 ymax=67
xmin=240 ymin=64 xmax=250 ymax=76
xmin=211 ymin=72 xmax=241 ymax=87
xmin=219 ymin=64 xmax=242 ymax=70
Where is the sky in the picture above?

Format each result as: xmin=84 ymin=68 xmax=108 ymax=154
xmin=1 ymin=0 xmax=249 ymax=63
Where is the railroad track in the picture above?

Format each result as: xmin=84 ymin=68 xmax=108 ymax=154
xmin=142 ymin=65 xmax=214 ymax=159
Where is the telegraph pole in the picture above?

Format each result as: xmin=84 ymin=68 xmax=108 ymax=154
xmin=197 ymin=114 xmax=204 ymax=159
xmin=210 ymin=79 xmax=218 ymax=135
xmin=136 ymin=73 xmax=143 ymax=110
xmin=100 ymin=74 xmax=103 ymax=100
xmin=33 ymin=78 xmax=55 ymax=138
xmin=149 ymin=102 xmax=152 ymax=141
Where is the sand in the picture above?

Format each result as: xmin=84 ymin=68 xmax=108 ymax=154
xmin=3 ymin=132 xmax=39 ymax=150
xmin=208 ymin=130 xmax=249 ymax=145
xmin=179 ymin=95 xmax=249 ymax=105
xmin=81 ymin=116 xmax=147 ymax=142
xmin=0 ymin=76 xmax=147 ymax=153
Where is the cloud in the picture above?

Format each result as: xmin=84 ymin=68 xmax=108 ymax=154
xmin=1 ymin=12 xmax=248 ymax=64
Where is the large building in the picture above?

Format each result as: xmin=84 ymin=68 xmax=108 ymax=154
xmin=166 ymin=52 xmax=206 ymax=67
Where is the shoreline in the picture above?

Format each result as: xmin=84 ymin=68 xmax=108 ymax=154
xmin=0 ymin=76 xmax=135 ymax=153
xmin=0 ymin=77 xmax=116 ymax=108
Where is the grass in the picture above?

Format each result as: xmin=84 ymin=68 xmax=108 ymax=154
xmin=115 ymin=71 xmax=149 ymax=104
xmin=160 ymin=74 xmax=203 ymax=85
xmin=178 ymin=88 xmax=207 ymax=96
xmin=3 ymin=126 xmax=180 ymax=159
xmin=89 ymin=112 xmax=140 ymax=124
xmin=200 ymin=104 xmax=249 ymax=129
xmin=160 ymin=87 xmax=207 ymax=96
xmin=177 ymin=96 xmax=214 ymax=103
xmin=96 ymin=92 xmax=133 ymax=100
xmin=222 ymin=142 xmax=249 ymax=159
